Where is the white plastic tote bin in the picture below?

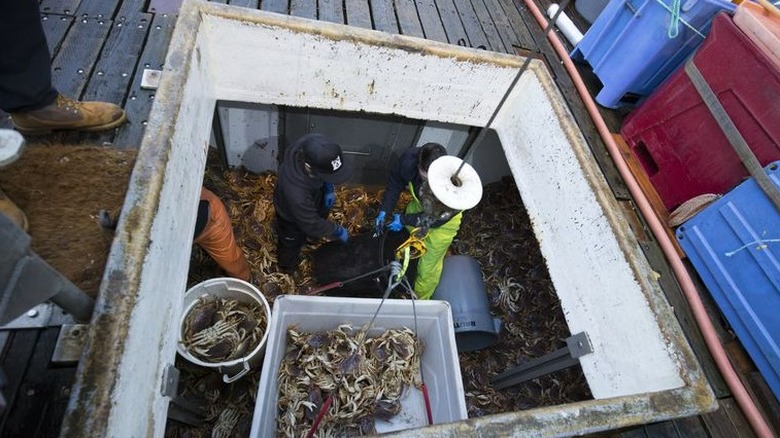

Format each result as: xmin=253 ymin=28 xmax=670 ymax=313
xmin=250 ymin=295 xmax=467 ymax=436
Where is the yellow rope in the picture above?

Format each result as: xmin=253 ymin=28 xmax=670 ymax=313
xmin=395 ymin=227 xmax=428 ymax=261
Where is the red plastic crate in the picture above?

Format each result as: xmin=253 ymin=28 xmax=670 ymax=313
xmin=620 ymin=12 xmax=780 ymax=211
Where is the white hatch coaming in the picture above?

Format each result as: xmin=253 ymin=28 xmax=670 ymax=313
xmin=65 ymin=2 xmax=713 ymax=437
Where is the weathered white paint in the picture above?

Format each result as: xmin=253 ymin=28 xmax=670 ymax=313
xmin=491 ymin=72 xmax=684 ymax=396
xmin=416 ymin=122 xmax=470 ymax=153
xmin=61 ymin=6 xmax=216 ymax=437
xmin=108 ymin=17 xmax=217 ymax=436
xmin=64 ymin=2 xmax=714 ymax=437
xmin=202 ymin=15 xmax=515 ymax=125
xmin=219 ymin=103 xmax=280 ymax=173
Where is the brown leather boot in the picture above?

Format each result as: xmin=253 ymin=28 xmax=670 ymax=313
xmin=0 ymin=188 xmax=28 ymax=232
xmin=10 ymin=94 xmax=127 ymax=135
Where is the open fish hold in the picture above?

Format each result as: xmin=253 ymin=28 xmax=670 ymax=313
xmin=61 ymin=2 xmax=715 ymax=437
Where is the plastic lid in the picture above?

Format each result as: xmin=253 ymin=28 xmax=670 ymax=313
xmin=427 ymin=156 xmax=483 ymax=210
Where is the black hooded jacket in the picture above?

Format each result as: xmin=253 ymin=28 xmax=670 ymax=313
xmin=379 ymin=145 xmax=451 ymax=228
xmin=274 ymin=138 xmax=338 ymax=238
xmin=380 ymin=145 xmax=423 ymax=214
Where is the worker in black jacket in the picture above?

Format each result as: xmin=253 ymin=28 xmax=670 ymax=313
xmin=274 ymin=133 xmax=353 ymax=273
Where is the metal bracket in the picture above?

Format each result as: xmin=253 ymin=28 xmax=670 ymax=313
xmin=491 ymin=331 xmax=593 ymax=390
xmin=51 ymin=324 xmax=89 ymax=364
xmin=140 ymin=69 xmax=162 ymax=90
xmin=162 ymin=364 xmax=204 ymax=424
xmin=161 ymin=364 xmax=180 ymax=398
xmin=161 ymin=364 xmax=207 ymax=426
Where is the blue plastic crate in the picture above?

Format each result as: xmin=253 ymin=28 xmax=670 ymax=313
xmin=677 ymin=162 xmax=780 ymax=403
xmin=571 ymin=0 xmax=735 ymax=108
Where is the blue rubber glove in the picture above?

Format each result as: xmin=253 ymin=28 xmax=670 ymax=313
xmin=323 ymin=182 xmax=335 ymax=210
xmin=333 ymin=225 xmax=349 ymax=243
xmin=374 ymin=211 xmax=386 ymax=235
xmin=387 ymin=213 xmax=403 ymax=232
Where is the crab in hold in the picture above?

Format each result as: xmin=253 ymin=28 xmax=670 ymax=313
xmin=181 ymin=297 xmax=218 ymax=337
xmin=181 ymin=297 xmax=267 ymax=363
xmin=276 ymin=325 xmax=423 ymax=436
xmin=495 ymin=276 xmax=523 ymax=314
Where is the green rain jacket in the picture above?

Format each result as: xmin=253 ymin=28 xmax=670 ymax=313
xmin=405 ymin=182 xmax=462 ymax=299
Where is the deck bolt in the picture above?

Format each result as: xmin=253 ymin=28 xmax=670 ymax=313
xmin=27 ymin=309 xmax=38 ymax=317
xmin=97 ymin=71 xmax=104 ymax=76
xmin=121 ymin=73 xmax=128 ymax=77
xmin=117 ymin=23 xmax=123 ymax=27
xmin=77 ymin=69 xmax=84 ymax=74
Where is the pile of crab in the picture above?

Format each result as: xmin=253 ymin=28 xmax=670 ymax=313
xmin=276 ymin=324 xmax=423 ymax=437
xmin=181 ymin=297 xmax=268 ymax=363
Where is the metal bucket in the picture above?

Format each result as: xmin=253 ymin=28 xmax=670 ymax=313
xmin=433 ymin=255 xmax=501 ymax=353
xmin=177 ymin=277 xmax=271 ymax=383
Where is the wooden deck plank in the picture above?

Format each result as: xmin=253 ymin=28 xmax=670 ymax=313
xmin=0 ymin=330 xmax=40 ymax=430
xmin=83 ymin=14 xmax=150 ymax=105
xmin=370 ymin=0 xmax=400 ymax=33
xmin=435 ymin=0 xmax=470 ymax=47
xmin=260 ymin=0 xmax=290 ymax=14
xmin=414 ymin=0 xmax=449 ymax=42
xmin=720 ymin=398 xmax=758 ymax=438
xmin=450 ymin=0 xmax=491 ymax=49
xmin=468 ymin=0 xmax=509 ymax=52
xmin=290 ymin=0 xmax=317 ymax=19
xmin=345 ymin=0 xmax=373 ymax=29
xmin=50 ymin=17 xmax=113 ymax=99
xmin=319 ymin=0 xmax=346 ymax=24
xmin=494 ymin=0 xmax=535 ymax=49
xmin=481 ymin=0 xmax=523 ymax=50
xmin=117 ymin=0 xmax=149 ymax=18
xmin=75 ymin=0 xmax=123 ymax=18
xmin=611 ymin=426 xmax=648 ymax=438
xmin=644 ymin=420 xmax=681 ymax=437
xmin=1 ymin=328 xmax=76 ymax=438
xmin=41 ymin=14 xmax=75 ymax=58
xmin=703 ymin=401 xmax=743 ymax=438
xmin=113 ymin=13 xmax=176 ymax=149
xmin=673 ymin=415 xmax=709 ymax=438
xmin=394 ymin=0 xmax=426 ymax=38
xmin=230 ymin=0 xmax=260 ymax=8
xmin=40 ymin=0 xmax=82 ymax=16
xmin=746 ymin=372 xmax=780 ymax=435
